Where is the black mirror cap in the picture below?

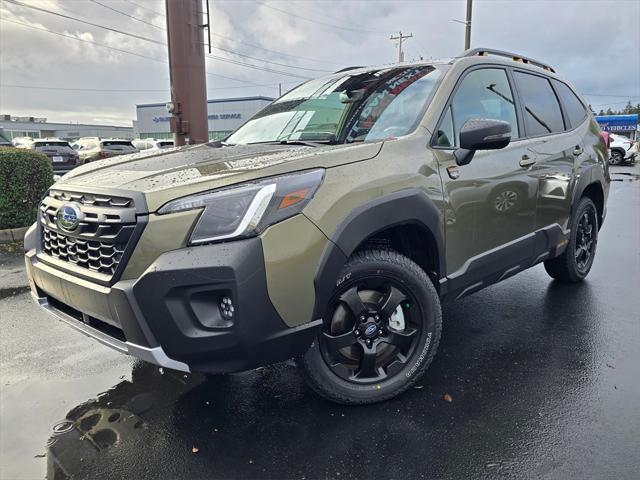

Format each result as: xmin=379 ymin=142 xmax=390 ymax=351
xmin=459 ymin=118 xmax=512 ymax=151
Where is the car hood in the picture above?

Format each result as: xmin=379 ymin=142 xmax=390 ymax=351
xmin=57 ymin=142 xmax=383 ymax=212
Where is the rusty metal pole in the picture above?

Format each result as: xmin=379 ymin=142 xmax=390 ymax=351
xmin=165 ymin=0 xmax=208 ymax=145
xmin=464 ymin=0 xmax=472 ymax=50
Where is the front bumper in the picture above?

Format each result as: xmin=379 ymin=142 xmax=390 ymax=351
xmin=25 ymin=237 xmax=321 ymax=373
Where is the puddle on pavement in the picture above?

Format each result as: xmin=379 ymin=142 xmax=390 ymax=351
xmin=0 ymin=285 xmax=31 ymax=300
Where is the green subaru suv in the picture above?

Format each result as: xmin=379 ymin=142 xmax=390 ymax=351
xmin=24 ymin=49 xmax=609 ymax=404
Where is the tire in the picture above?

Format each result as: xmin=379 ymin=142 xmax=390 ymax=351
xmin=544 ymin=197 xmax=598 ymax=282
xmin=298 ymin=249 xmax=442 ymax=405
xmin=609 ymin=150 xmax=624 ymax=165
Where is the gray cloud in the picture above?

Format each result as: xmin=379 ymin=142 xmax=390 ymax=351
xmin=0 ymin=0 xmax=638 ymax=126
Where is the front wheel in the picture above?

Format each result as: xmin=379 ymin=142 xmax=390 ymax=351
xmin=298 ymin=249 xmax=442 ymax=405
xmin=544 ymin=197 xmax=599 ymax=282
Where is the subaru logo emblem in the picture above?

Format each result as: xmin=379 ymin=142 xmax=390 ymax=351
xmin=364 ymin=324 xmax=377 ymax=337
xmin=56 ymin=203 xmax=82 ymax=232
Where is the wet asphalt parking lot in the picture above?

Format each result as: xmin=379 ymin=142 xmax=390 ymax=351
xmin=1 ymin=164 xmax=639 ymax=480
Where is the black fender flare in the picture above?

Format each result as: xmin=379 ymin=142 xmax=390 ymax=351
xmin=570 ymin=165 xmax=606 ymax=225
xmin=311 ymin=189 xmax=445 ymax=320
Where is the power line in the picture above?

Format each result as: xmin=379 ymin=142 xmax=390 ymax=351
xmin=89 ymin=0 xmax=330 ymax=72
xmin=129 ymin=1 xmax=340 ymax=66
xmin=0 ymin=17 xmax=276 ymax=87
xmin=121 ymin=0 xmax=164 ymax=17
xmin=1 ymin=84 xmax=166 ymax=92
xmin=0 ymin=17 xmax=166 ymax=64
xmin=3 ymin=0 xmax=165 ymax=45
xmin=3 ymin=0 xmax=313 ymax=79
xmin=89 ymin=0 xmax=165 ymax=31
xmin=0 ymin=83 xmax=289 ymax=93
xmin=256 ymin=1 xmax=377 ymax=34
xmin=583 ymin=93 xmax=640 ymax=98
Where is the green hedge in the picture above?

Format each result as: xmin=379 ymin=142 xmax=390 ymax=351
xmin=0 ymin=148 xmax=54 ymax=229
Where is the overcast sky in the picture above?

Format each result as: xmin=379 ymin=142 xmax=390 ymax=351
xmin=0 ymin=0 xmax=638 ymax=126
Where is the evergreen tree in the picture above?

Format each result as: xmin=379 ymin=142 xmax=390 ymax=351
xmin=598 ymin=109 xmax=605 ymax=116
xmin=623 ymin=101 xmax=633 ymax=114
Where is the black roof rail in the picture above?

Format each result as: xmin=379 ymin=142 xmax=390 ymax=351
xmin=459 ymin=48 xmax=556 ymax=73
xmin=334 ymin=66 xmax=365 ymax=73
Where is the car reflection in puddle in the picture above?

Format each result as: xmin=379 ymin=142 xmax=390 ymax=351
xmin=44 ymin=360 xmax=311 ymax=479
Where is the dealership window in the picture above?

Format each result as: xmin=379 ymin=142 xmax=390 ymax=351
xmin=209 ymin=131 xmax=232 ymax=141
xmin=514 ymin=72 xmax=564 ymax=136
xmin=7 ymin=130 xmax=41 ymax=140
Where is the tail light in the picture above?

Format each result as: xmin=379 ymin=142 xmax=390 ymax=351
xmin=98 ymin=150 xmax=108 ymax=159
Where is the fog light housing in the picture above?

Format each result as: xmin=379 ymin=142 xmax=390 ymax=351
xmin=219 ymin=296 xmax=235 ymax=321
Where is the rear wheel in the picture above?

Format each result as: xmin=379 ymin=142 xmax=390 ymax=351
xmin=299 ymin=249 xmax=442 ymax=405
xmin=544 ymin=197 xmax=598 ymax=282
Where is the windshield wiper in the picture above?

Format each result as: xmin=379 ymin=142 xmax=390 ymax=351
xmin=246 ymin=140 xmax=331 ymax=148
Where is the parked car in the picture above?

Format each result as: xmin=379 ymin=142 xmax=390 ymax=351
xmin=0 ymin=129 xmax=11 ymax=147
xmin=608 ymin=133 xmax=638 ymax=165
xmin=133 ymin=139 xmax=174 ymax=151
xmin=14 ymin=138 xmax=81 ymax=174
xmin=73 ymin=138 xmax=138 ymax=163
xmin=24 ymin=48 xmax=609 ymax=404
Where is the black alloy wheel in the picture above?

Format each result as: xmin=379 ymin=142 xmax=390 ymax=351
xmin=319 ymin=277 xmax=420 ymax=383
xmin=544 ymin=197 xmax=599 ymax=282
xmin=299 ymin=249 xmax=442 ymax=404
xmin=575 ymin=209 xmax=596 ymax=274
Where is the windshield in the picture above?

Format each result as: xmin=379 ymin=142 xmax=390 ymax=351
xmin=226 ymin=65 xmax=441 ymax=145
xmin=157 ymin=141 xmax=174 ymax=148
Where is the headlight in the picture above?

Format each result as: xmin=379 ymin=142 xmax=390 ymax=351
xmin=158 ymin=169 xmax=324 ymax=245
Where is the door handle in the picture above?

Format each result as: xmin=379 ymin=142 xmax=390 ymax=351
xmin=573 ymin=146 xmax=584 ymax=156
xmin=519 ymin=155 xmax=536 ymax=168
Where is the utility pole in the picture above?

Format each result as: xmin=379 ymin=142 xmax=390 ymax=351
xmin=464 ymin=0 xmax=472 ymax=50
xmin=390 ymin=32 xmax=413 ymax=62
xmin=165 ymin=0 xmax=208 ymax=146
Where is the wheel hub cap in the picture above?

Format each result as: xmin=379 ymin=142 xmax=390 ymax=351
xmin=363 ymin=322 xmax=378 ymax=338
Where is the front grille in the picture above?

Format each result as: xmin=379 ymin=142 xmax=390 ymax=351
xmin=39 ymin=190 xmax=138 ymax=280
xmin=48 ymin=189 xmax=132 ymax=208
xmin=42 ymin=226 xmax=126 ymax=276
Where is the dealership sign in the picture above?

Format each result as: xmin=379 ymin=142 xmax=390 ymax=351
xmin=595 ymin=114 xmax=638 ymax=132
xmin=153 ymin=113 xmax=242 ymax=123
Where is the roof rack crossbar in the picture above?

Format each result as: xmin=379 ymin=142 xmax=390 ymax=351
xmin=459 ymin=48 xmax=556 ymax=73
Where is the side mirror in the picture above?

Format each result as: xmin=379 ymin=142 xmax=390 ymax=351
xmin=454 ymin=118 xmax=512 ymax=166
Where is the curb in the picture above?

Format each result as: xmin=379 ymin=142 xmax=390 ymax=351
xmin=0 ymin=226 xmax=28 ymax=244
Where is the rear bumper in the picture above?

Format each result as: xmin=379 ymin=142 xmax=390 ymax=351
xmin=25 ymin=237 xmax=321 ymax=373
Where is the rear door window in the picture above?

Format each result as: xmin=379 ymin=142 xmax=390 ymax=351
xmin=34 ymin=141 xmax=74 ymax=153
xmin=102 ymin=141 xmax=136 ymax=151
xmin=552 ymin=80 xmax=588 ymax=129
xmin=513 ymin=72 xmax=564 ymax=136
xmin=444 ymin=68 xmax=520 ymax=148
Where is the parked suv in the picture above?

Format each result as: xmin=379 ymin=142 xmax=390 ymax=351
xmin=24 ymin=49 xmax=609 ymax=404
xmin=608 ymin=133 xmax=638 ymax=165
xmin=133 ymin=138 xmax=175 ymax=151
xmin=14 ymin=138 xmax=81 ymax=173
xmin=73 ymin=138 xmax=138 ymax=163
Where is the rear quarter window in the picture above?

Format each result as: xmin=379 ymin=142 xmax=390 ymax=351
xmin=552 ymin=80 xmax=588 ymax=129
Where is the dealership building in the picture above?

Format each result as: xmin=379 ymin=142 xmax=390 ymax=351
xmin=134 ymin=96 xmax=273 ymax=141
xmin=0 ymin=115 xmax=134 ymax=141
